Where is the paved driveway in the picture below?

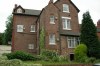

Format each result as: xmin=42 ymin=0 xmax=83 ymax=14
xmin=0 ymin=45 xmax=11 ymax=55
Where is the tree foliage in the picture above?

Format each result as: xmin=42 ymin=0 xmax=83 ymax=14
xmin=80 ymin=11 xmax=100 ymax=58
xmin=74 ymin=44 xmax=88 ymax=62
xmin=2 ymin=15 xmax=13 ymax=45
xmin=0 ymin=33 xmax=3 ymax=45
xmin=40 ymin=27 xmax=45 ymax=53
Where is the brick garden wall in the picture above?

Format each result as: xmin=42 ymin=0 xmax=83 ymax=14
xmin=43 ymin=64 xmax=93 ymax=66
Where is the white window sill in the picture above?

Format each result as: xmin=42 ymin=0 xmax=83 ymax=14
xmin=63 ymin=28 xmax=72 ymax=30
xmin=63 ymin=11 xmax=70 ymax=13
xmin=28 ymin=48 xmax=34 ymax=50
xmin=49 ymin=43 xmax=56 ymax=45
xmin=68 ymin=47 xmax=75 ymax=49
xmin=17 ymin=31 xmax=23 ymax=32
xmin=50 ymin=22 xmax=55 ymax=24
xmin=30 ymin=31 xmax=35 ymax=32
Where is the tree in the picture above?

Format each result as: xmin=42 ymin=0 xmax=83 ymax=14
xmin=2 ymin=15 xmax=13 ymax=45
xmin=0 ymin=33 xmax=3 ymax=45
xmin=74 ymin=44 xmax=87 ymax=62
xmin=39 ymin=27 xmax=45 ymax=53
xmin=80 ymin=11 xmax=100 ymax=58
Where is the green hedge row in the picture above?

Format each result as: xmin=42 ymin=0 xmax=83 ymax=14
xmin=6 ymin=51 xmax=37 ymax=61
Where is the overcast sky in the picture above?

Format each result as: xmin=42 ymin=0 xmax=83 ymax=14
xmin=0 ymin=0 xmax=100 ymax=33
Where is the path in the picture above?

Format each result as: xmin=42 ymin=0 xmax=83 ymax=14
xmin=0 ymin=45 xmax=11 ymax=55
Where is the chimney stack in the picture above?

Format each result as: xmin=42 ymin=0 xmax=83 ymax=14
xmin=49 ymin=0 xmax=53 ymax=4
xmin=15 ymin=4 xmax=17 ymax=8
xmin=97 ymin=19 xmax=100 ymax=28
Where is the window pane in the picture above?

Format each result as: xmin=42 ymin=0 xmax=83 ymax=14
xmin=49 ymin=34 xmax=55 ymax=45
xmin=67 ymin=20 xmax=71 ymax=29
xmin=17 ymin=25 xmax=23 ymax=32
xmin=30 ymin=25 xmax=35 ymax=32
xmin=17 ymin=8 xmax=22 ymax=13
xmin=63 ymin=4 xmax=69 ymax=12
xmin=28 ymin=44 xmax=34 ymax=49
xmin=62 ymin=18 xmax=67 ymax=29
xmin=62 ymin=17 xmax=71 ymax=30
xmin=50 ymin=16 xmax=55 ymax=24
xmin=67 ymin=37 xmax=80 ymax=48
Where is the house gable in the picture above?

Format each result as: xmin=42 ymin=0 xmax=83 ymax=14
xmin=13 ymin=5 xmax=25 ymax=13
xmin=54 ymin=0 xmax=80 ymax=13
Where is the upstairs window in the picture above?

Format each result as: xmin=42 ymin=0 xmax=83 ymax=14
xmin=17 ymin=25 xmax=24 ymax=32
xmin=50 ymin=16 xmax=55 ymax=24
xmin=62 ymin=17 xmax=71 ymax=30
xmin=30 ymin=25 xmax=35 ymax=32
xmin=17 ymin=8 xmax=22 ymax=13
xmin=49 ymin=34 xmax=55 ymax=45
xmin=63 ymin=4 xmax=69 ymax=13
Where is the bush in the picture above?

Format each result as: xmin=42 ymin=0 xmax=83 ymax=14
xmin=40 ymin=49 xmax=58 ymax=61
xmin=85 ymin=57 xmax=96 ymax=63
xmin=6 ymin=51 xmax=37 ymax=61
xmin=59 ymin=55 xmax=68 ymax=62
xmin=0 ymin=56 xmax=8 ymax=60
xmin=74 ymin=44 xmax=88 ymax=62
xmin=0 ymin=59 xmax=23 ymax=66
xmin=52 ymin=56 xmax=59 ymax=62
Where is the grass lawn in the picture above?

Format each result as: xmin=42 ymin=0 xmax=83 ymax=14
xmin=23 ymin=61 xmax=79 ymax=65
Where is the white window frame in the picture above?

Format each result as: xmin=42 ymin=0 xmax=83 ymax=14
xmin=49 ymin=34 xmax=56 ymax=45
xmin=17 ymin=8 xmax=22 ymax=13
xmin=67 ymin=37 xmax=80 ymax=48
xmin=63 ymin=4 xmax=69 ymax=13
xmin=28 ymin=44 xmax=34 ymax=49
xmin=62 ymin=17 xmax=71 ymax=30
xmin=50 ymin=16 xmax=55 ymax=24
xmin=17 ymin=25 xmax=24 ymax=32
xmin=30 ymin=25 xmax=35 ymax=32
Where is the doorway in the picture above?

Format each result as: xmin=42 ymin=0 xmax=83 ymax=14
xmin=70 ymin=53 xmax=74 ymax=61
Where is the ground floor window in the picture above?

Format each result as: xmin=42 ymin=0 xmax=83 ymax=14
xmin=67 ymin=37 xmax=80 ymax=48
xmin=49 ymin=34 xmax=55 ymax=45
xmin=28 ymin=44 xmax=34 ymax=49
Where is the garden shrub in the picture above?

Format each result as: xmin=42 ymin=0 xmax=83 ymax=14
xmin=0 ymin=56 xmax=8 ymax=60
xmin=40 ymin=49 xmax=58 ymax=61
xmin=52 ymin=56 xmax=59 ymax=62
xmin=85 ymin=57 xmax=96 ymax=63
xmin=0 ymin=59 xmax=23 ymax=66
xmin=74 ymin=44 xmax=88 ymax=62
xmin=6 ymin=51 xmax=37 ymax=61
xmin=59 ymin=55 xmax=68 ymax=62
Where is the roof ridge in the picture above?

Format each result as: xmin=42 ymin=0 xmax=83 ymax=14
xmin=25 ymin=9 xmax=41 ymax=11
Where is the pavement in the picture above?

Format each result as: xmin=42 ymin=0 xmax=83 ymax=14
xmin=0 ymin=45 xmax=11 ymax=55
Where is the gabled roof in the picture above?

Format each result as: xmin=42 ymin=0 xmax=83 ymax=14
xmin=69 ymin=0 xmax=80 ymax=12
xmin=24 ymin=9 xmax=41 ymax=15
xmin=13 ymin=9 xmax=41 ymax=16
xmin=13 ymin=5 xmax=41 ymax=16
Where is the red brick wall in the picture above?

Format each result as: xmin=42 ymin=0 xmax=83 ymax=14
xmin=12 ymin=15 xmax=38 ymax=54
xmin=54 ymin=0 xmax=80 ymax=56
xmin=55 ymin=0 xmax=80 ymax=33
xmin=39 ymin=2 xmax=60 ymax=52
xmin=43 ymin=64 xmax=93 ymax=66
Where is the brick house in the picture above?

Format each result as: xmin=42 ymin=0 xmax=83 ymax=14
xmin=12 ymin=0 xmax=80 ymax=60
xmin=97 ymin=19 xmax=100 ymax=40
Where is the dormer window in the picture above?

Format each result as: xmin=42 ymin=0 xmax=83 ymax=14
xmin=63 ymin=4 xmax=69 ymax=13
xmin=17 ymin=8 xmax=22 ymax=13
